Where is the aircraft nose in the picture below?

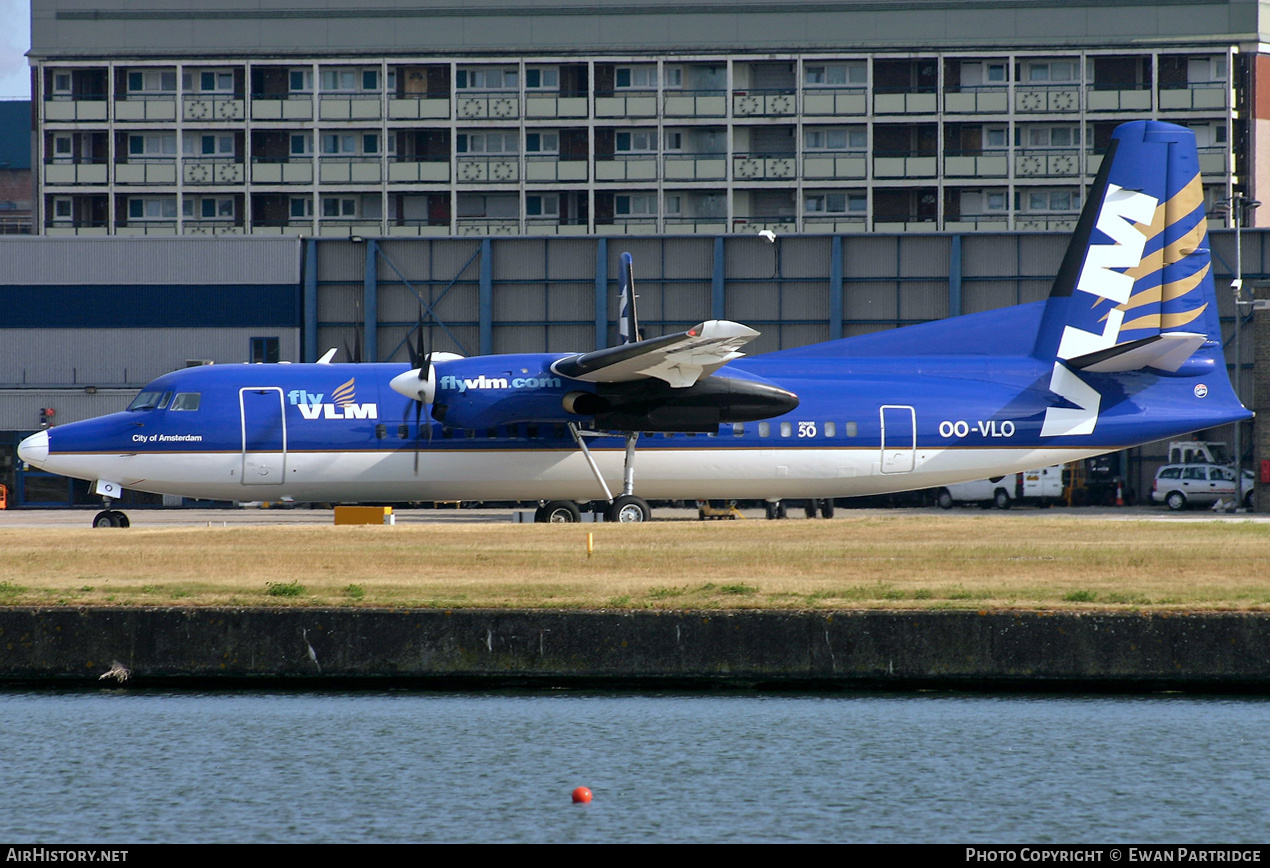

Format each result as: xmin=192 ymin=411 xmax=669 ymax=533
xmin=18 ymin=430 xmax=49 ymax=467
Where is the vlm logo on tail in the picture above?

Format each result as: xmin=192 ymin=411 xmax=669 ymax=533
xmin=289 ymin=377 xmax=379 ymax=420
xmin=1038 ymin=121 xmax=1213 ymax=439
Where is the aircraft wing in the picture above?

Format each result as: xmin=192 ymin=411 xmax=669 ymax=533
xmin=551 ymin=320 xmax=759 ymax=388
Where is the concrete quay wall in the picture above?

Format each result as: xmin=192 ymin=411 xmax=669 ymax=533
xmin=1 ymin=608 xmax=1267 ymax=691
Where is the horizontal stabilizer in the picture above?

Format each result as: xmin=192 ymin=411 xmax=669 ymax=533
xmin=1067 ymin=331 xmax=1206 ymax=373
xmin=552 ymin=320 xmax=759 ymax=388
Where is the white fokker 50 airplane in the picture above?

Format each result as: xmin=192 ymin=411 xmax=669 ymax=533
xmin=19 ymin=121 xmax=1252 ymax=526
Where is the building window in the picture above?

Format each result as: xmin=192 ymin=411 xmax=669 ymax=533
xmin=456 ymin=132 xmax=518 ymax=154
xmin=52 ymin=134 xmax=73 ymax=162
xmin=1025 ymin=60 xmax=1078 ymax=83
xmin=805 ymin=63 xmax=867 ymax=86
xmin=616 ymin=194 xmax=657 ymax=216
xmin=805 ymin=192 xmax=865 ymax=214
xmin=615 ymin=66 xmax=657 ymax=89
xmin=52 ymin=197 xmax=73 ymax=222
xmin=615 ymin=130 xmax=656 ymax=152
xmin=1019 ymin=189 xmax=1081 ymax=212
xmin=183 ymin=70 xmax=234 ymax=93
xmin=289 ymin=69 xmax=313 ymax=93
xmin=185 ymin=133 xmax=235 ymax=157
xmin=289 ymin=197 xmax=313 ymax=218
xmin=456 ymin=67 xmax=517 ymax=90
xmin=525 ymin=132 xmax=559 ymax=154
xmin=127 ymin=70 xmax=177 ymax=94
xmin=183 ymin=197 xmax=234 ymax=220
xmin=128 ymin=133 xmax=177 ymax=158
xmin=322 ymin=197 xmax=357 ymax=217
xmin=289 ymin=134 xmax=312 ymax=156
xmin=127 ymin=197 xmax=178 ymax=220
xmin=1022 ymin=125 xmax=1081 ymax=148
xmin=526 ymin=194 xmax=559 ymax=218
xmin=52 ymin=72 xmax=72 ymax=95
xmin=804 ymin=127 xmax=866 ymax=151
xmin=250 ymin=337 xmax=280 ymax=364
xmin=525 ymin=67 xmax=559 ymax=90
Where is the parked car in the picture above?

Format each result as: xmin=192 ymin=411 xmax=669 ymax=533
xmin=1151 ymin=464 xmax=1254 ymax=510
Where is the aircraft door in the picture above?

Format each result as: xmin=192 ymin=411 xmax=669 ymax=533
xmin=879 ymin=404 xmax=916 ymax=474
xmin=239 ymin=387 xmax=287 ymax=485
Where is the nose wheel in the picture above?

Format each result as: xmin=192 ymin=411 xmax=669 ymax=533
xmin=92 ymin=509 xmax=130 ymax=528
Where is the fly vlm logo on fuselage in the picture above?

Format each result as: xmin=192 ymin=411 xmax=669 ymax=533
xmin=288 ymin=377 xmax=379 ymax=420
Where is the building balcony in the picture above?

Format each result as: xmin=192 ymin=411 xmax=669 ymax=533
xmin=43 ymin=97 xmax=108 ymax=122
xmin=318 ymin=157 xmax=383 ymax=184
xmin=873 ymin=89 xmax=938 ymax=115
xmin=872 ymin=215 xmax=939 ymax=233
xmin=732 ymin=90 xmax=797 ymax=117
xmin=116 ymin=220 xmax=179 ymax=236
xmin=115 ymin=160 xmax=178 ymax=185
xmin=524 ymin=216 xmax=590 ymax=236
xmin=388 ymin=96 xmax=452 ymax=120
xmin=319 ymin=94 xmax=382 ymax=121
xmin=388 ymin=159 xmax=452 ymax=183
xmin=455 ymin=91 xmax=520 ymax=120
xmin=802 ymin=152 xmax=867 ymax=180
xmin=45 ymin=221 xmax=110 ymax=236
xmin=114 ymin=97 xmax=177 ymax=122
xmin=596 ymin=216 xmax=660 ymax=235
xmin=249 ymin=220 xmax=313 ymax=236
xmin=732 ymin=153 xmax=796 ymax=181
xmin=872 ymin=154 xmax=938 ymax=178
xmin=595 ymin=155 xmax=658 ymax=182
xmin=455 ymin=156 xmax=519 ymax=183
xmin=182 ymin=220 xmax=245 ymax=236
xmin=803 ymin=214 xmax=868 ymax=233
xmin=731 ymin=216 xmax=796 ymax=234
xmin=662 ymin=216 xmax=729 ymax=234
xmin=525 ymin=94 xmax=589 ymax=118
xmin=1085 ymin=84 xmax=1152 ymax=112
xmin=456 ymin=217 xmax=520 ymax=235
xmin=250 ymin=95 xmax=314 ymax=121
xmin=1158 ymin=82 xmax=1230 ymax=111
xmin=662 ymin=90 xmax=728 ymax=118
xmin=183 ymin=94 xmax=244 ymax=121
xmin=943 ymin=152 xmax=1009 ymax=178
xmin=945 ymin=215 xmax=1010 ymax=232
xmin=595 ymin=92 xmax=658 ymax=118
xmin=316 ymin=218 xmax=384 ymax=237
xmin=525 ymin=156 xmax=588 ymax=183
xmin=662 ymin=153 xmax=727 ymax=181
xmin=250 ymin=159 xmax=314 ymax=184
xmin=1014 ymin=85 xmax=1081 ymax=113
xmin=942 ymin=87 xmax=1009 ymax=114
xmin=803 ymin=88 xmax=868 ymax=117
xmin=1014 ymin=213 xmax=1079 ymax=231
xmin=385 ymin=221 xmax=454 ymax=237
xmin=1014 ymin=148 xmax=1082 ymax=178
xmin=184 ymin=158 xmax=244 ymax=185
xmin=43 ymin=161 xmax=109 ymax=185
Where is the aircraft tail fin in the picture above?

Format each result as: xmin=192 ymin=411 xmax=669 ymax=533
xmin=618 ymin=251 xmax=640 ymax=345
xmin=1033 ymin=121 xmax=1222 ymax=369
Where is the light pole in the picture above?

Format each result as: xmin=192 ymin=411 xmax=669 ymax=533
xmin=1217 ymin=194 xmax=1260 ymax=510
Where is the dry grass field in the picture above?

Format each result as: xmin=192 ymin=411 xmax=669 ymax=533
xmin=1 ymin=515 xmax=1267 ymax=611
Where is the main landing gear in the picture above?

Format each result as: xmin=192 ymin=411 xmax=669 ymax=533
xmin=529 ymin=425 xmax=651 ymax=523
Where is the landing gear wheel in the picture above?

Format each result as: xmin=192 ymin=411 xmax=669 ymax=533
xmin=765 ymin=501 xmax=787 ymax=520
xmin=937 ymin=489 xmax=954 ymax=510
xmin=113 ymin=511 xmax=130 ymax=528
xmin=606 ymin=495 xmax=650 ymax=523
xmin=537 ymin=501 xmax=581 ymax=523
xmin=804 ymin=500 xmax=818 ymax=519
xmin=93 ymin=510 xmax=120 ymax=528
xmin=819 ymin=500 xmax=835 ymax=519
xmin=994 ymin=490 xmax=1011 ymax=510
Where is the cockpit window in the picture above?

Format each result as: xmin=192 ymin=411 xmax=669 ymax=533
xmin=128 ymin=391 xmax=164 ymax=411
xmin=127 ymin=390 xmax=177 ymax=411
xmin=169 ymin=392 xmax=201 ymax=411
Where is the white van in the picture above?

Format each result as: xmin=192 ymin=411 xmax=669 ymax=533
xmin=935 ymin=466 xmax=1064 ymax=509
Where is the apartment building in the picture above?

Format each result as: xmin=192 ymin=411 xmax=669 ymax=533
xmin=29 ymin=1 xmax=1267 ymax=237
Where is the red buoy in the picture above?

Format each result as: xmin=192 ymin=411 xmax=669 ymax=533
xmin=571 ymin=786 xmax=592 ymax=804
